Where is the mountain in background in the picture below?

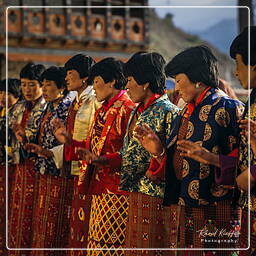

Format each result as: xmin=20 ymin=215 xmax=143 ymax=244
xmin=191 ymin=18 xmax=238 ymax=55
xmin=149 ymin=10 xmax=240 ymax=88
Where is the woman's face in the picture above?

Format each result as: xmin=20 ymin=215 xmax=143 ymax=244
xmin=235 ymin=54 xmax=256 ymax=89
xmin=21 ymin=78 xmax=42 ymax=102
xmin=65 ymin=69 xmax=83 ymax=91
xmin=174 ymin=73 xmax=198 ymax=103
xmin=93 ymin=76 xmax=115 ymax=102
xmin=41 ymin=79 xmax=62 ymax=102
xmin=125 ymin=76 xmax=147 ymax=103
xmin=0 ymin=91 xmax=18 ymax=108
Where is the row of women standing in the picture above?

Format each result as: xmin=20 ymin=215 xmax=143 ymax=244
xmin=0 ymin=26 xmax=255 ymax=256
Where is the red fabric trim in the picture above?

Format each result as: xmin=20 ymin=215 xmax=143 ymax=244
xmin=186 ymin=86 xmax=211 ymax=117
xmin=137 ymin=93 xmax=162 ymax=114
xmin=148 ymin=155 xmax=167 ymax=175
xmin=228 ymin=148 xmax=238 ymax=157
xmin=102 ymin=90 xmax=126 ymax=111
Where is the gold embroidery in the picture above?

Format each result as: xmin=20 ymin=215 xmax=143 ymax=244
xmin=210 ymin=184 xmax=229 ymax=197
xmin=78 ymin=207 xmax=85 ymax=221
xmin=199 ymin=105 xmax=211 ymax=122
xmin=188 ymin=180 xmax=199 ymax=200
xmin=178 ymin=197 xmax=185 ymax=206
xmin=182 ymin=159 xmax=189 ymax=178
xmin=186 ymin=121 xmax=194 ymax=139
xmin=212 ymin=145 xmax=220 ymax=154
xmin=203 ymin=123 xmax=212 ymax=141
xmin=199 ymin=163 xmax=210 ymax=179
xmin=215 ymin=107 xmax=230 ymax=127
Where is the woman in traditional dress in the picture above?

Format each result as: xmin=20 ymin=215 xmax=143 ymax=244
xmin=66 ymin=57 xmax=135 ymax=255
xmin=220 ymin=26 xmax=256 ymax=256
xmin=24 ymin=66 xmax=74 ymax=255
xmin=8 ymin=63 xmax=46 ymax=255
xmin=50 ymin=54 xmax=100 ymax=253
xmin=0 ymin=78 xmax=21 ymax=255
xmin=81 ymin=52 xmax=179 ymax=255
xmin=134 ymin=46 xmax=244 ymax=256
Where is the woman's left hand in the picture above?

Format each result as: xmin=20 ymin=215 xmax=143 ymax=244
xmin=177 ymin=140 xmax=220 ymax=167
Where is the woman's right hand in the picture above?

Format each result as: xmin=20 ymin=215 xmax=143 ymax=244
xmin=12 ymin=124 xmax=27 ymax=144
xmin=134 ymin=124 xmax=164 ymax=157
xmin=76 ymin=147 xmax=98 ymax=164
xmin=52 ymin=118 xmax=71 ymax=145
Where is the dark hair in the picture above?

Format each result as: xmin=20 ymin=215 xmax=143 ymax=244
xmin=165 ymin=45 xmax=219 ymax=88
xmin=0 ymin=78 xmax=21 ymax=98
xmin=20 ymin=62 xmax=46 ymax=81
xmin=124 ymin=51 xmax=166 ymax=94
xmin=230 ymin=26 xmax=256 ymax=66
xmin=89 ymin=57 xmax=127 ymax=90
xmin=64 ymin=54 xmax=96 ymax=79
xmin=40 ymin=66 xmax=66 ymax=89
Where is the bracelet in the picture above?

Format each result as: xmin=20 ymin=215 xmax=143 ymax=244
xmin=151 ymin=148 xmax=166 ymax=158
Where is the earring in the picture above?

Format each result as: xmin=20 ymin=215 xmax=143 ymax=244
xmin=143 ymin=87 xmax=146 ymax=91
xmin=82 ymin=80 xmax=86 ymax=85
xmin=195 ymin=83 xmax=200 ymax=89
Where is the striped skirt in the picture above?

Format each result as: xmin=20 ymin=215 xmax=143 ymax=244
xmin=238 ymin=207 xmax=256 ymax=256
xmin=68 ymin=176 xmax=92 ymax=256
xmin=30 ymin=174 xmax=74 ymax=256
xmin=124 ymin=192 xmax=179 ymax=256
xmin=8 ymin=160 xmax=39 ymax=256
xmin=179 ymin=200 xmax=241 ymax=256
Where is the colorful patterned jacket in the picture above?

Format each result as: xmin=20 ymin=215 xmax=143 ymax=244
xmin=119 ymin=94 xmax=179 ymax=198
xmin=8 ymin=97 xmax=46 ymax=164
xmin=34 ymin=94 xmax=73 ymax=176
xmin=164 ymin=88 xmax=244 ymax=207
xmin=79 ymin=91 xmax=136 ymax=195
xmin=238 ymin=89 xmax=256 ymax=211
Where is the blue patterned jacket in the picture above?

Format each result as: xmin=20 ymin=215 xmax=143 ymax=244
xmin=164 ymin=88 xmax=244 ymax=207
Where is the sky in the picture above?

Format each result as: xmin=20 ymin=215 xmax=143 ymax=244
xmin=148 ymin=0 xmax=239 ymax=32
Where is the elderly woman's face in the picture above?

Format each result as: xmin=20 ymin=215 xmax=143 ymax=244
xmin=174 ymin=73 xmax=198 ymax=103
xmin=125 ymin=76 xmax=147 ymax=103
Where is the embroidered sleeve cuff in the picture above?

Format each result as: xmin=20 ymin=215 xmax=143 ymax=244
xmin=148 ymin=155 xmax=167 ymax=175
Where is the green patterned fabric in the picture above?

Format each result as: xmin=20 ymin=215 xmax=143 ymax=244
xmin=119 ymin=94 xmax=179 ymax=198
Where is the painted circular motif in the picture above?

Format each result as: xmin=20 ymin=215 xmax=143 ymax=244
xmin=182 ymin=159 xmax=189 ymax=178
xmin=188 ymin=180 xmax=199 ymax=200
xmin=228 ymin=135 xmax=236 ymax=147
xmin=215 ymin=107 xmax=230 ymax=127
xmin=186 ymin=121 xmax=194 ymax=139
xmin=199 ymin=164 xmax=210 ymax=179
xmin=203 ymin=123 xmax=212 ymax=141
xmin=212 ymin=145 xmax=220 ymax=154
xmin=210 ymin=184 xmax=229 ymax=197
xmin=199 ymin=105 xmax=212 ymax=122
xmin=178 ymin=197 xmax=185 ymax=206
